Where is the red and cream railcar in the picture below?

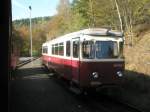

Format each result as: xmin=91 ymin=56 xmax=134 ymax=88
xmin=42 ymin=28 xmax=125 ymax=89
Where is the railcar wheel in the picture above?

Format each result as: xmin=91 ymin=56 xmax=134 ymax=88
xmin=68 ymin=81 xmax=84 ymax=95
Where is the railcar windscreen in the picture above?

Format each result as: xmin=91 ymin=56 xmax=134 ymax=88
xmin=82 ymin=41 xmax=121 ymax=59
xmin=95 ymin=41 xmax=118 ymax=59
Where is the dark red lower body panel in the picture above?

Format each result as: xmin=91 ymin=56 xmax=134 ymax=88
xmin=79 ymin=61 xmax=124 ymax=87
xmin=42 ymin=55 xmax=124 ymax=88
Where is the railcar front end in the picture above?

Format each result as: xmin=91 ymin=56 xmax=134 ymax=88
xmin=78 ymin=36 xmax=124 ymax=88
xmin=79 ymin=59 xmax=124 ymax=88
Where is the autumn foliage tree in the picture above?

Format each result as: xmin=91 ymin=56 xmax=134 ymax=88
xmin=13 ymin=18 xmax=47 ymax=56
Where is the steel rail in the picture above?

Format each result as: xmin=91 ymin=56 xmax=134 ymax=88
xmin=16 ymin=57 xmax=39 ymax=68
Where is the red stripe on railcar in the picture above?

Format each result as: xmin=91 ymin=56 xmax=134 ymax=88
xmin=42 ymin=55 xmax=80 ymax=82
xmin=42 ymin=55 xmax=124 ymax=88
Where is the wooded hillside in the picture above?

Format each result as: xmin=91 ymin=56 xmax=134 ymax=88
xmin=12 ymin=17 xmax=50 ymax=56
xmin=12 ymin=0 xmax=150 ymax=57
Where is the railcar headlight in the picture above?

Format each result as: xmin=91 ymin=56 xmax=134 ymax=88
xmin=92 ymin=72 xmax=99 ymax=79
xmin=117 ymin=71 xmax=123 ymax=77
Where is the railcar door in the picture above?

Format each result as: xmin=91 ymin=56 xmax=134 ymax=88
xmin=71 ymin=37 xmax=80 ymax=84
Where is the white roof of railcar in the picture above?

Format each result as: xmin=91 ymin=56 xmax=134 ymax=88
xmin=43 ymin=28 xmax=124 ymax=44
xmin=42 ymin=41 xmax=49 ymax=46
xmin=81 ymin=28 xmax=123 ymax=36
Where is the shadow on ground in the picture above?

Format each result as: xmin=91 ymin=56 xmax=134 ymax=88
xmin=10 ymin=66 xmax=150 ymax=112
xmin=101 ymin=70 xmax=150 ymax=112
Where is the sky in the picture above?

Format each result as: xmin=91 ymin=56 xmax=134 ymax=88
xmin=12 ymin=0 xmax=73 ymax=21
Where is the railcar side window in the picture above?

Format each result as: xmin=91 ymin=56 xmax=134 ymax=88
xmin=73 ymin=41 xmax=79 ymax=58
xmin=55 ymin=44 xmax=58 ymax=55
xmin=59 ymin=42 xmax=64 ymax=56
xmin=82 ymin=41 xmax=95 ymax=59
xmin=66 ymin=41 xmax=70 ymax=57
xmin=43 ymin=46 xmax=48 ymax=54
xmin=52 ymin=45 xmax=54 ymax=54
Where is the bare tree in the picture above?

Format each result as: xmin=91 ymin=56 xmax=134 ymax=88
xmin=114 ymin=0 xmax=123 ymax=32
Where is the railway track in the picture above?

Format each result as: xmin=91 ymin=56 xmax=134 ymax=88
xmin=85 ymin=92 xmax=143 ymax=112
xmin=105 ymin=95 xmax=143 ymax=112
xmin=49 ymin=74 xmax=143 ymax=112
xmin=16 ymin=57 xmax=39 ymax=68
xmin=10 ymin=57 xmax=40 ymax=80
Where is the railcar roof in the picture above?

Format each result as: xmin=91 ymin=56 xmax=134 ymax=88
xmin=44 ymin=28 xmax=124 ymax=44
xmin=82 ymin=28 xmax=123 ymax=36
